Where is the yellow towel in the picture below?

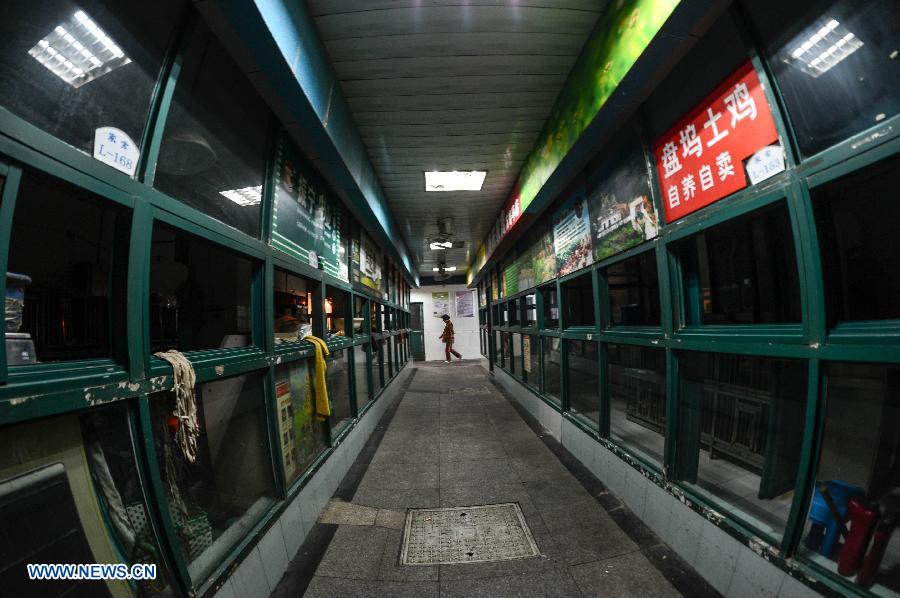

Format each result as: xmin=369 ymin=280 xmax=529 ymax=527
xmin=305 ymin=335 xmax=331 ymax=420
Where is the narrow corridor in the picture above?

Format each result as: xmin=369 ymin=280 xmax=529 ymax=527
xmin=275 ymin=362 xmax=716 ymax=597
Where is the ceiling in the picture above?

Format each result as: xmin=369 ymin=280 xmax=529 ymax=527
xmin=306 ymin=0 xmax=606 ymax=278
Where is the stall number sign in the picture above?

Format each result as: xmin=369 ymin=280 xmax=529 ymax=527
xmin=653 ymin=62 xmax=780 ymax=222
xmin=93 ymin=127 xmax=139 ymax=176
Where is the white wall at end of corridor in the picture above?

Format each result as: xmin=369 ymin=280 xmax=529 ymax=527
xmin=411 ymin=284 xmax=480 ymax=362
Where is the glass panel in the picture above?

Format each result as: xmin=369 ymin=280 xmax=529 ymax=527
xmin=411 ymin=303 xmax=422 ymax=331
xmin=150 ymin=223 xmax=253 ymax=353
xmin=561 ymin=272 xmax=595 ymax=328
xmin=370 ymin=302 xmax=380 ymax=332
xmin=154 ymin=21 xmax=270 ymax=237
xmin=540 ymin=284 xmax=559 ymax=329
xmin=273 ymin=359 xmax=328 ymax=487
xmin=678 ymin=352 xmax=808 ymax=538
xmin=673 ymin=202 xmax=801 ymax=325
xmin=0 ymin=408 xmax=174 ymax=596
xmin=325 ymin=287 xmax=348 ymax=338
xmin=567 ymin=340 xmax=599 ymax=427
xmin=799 ymin=363 xmax=899 ymax=594
xmin=508 ymin=299 xmax=520 ymax=326
xmin=7 ymin=169 xmax=130 ymax=364
xmin=386 ymin=336 xmax=394 ymax=379
xmin=606 ymin=251 xmax=660 ymax=327
xmin=326 ymin=349 xmax=352 ymax=435
xmin=523 ymin=293 xmax=537 ymax=327
xmin=493 ymin=330 xmax=502 ymax=368
xmin=542 ymin=336 xmax=562 ymax=403
xmin=353 ymin=297 xmax=366 ymax=336
xmin=151 ymin=371 xmax=275 ymax=583
xmin=81 ymin=405 xmax=175 ymax=596
xmin=744 ymin=0 xmax=900 ymax=157
xmin=500 ymin=332 xmax=511 ymax=372
xmin=0 ymin=0 xmax=185 ymax=162
xmin=609 ymin=344 xmax=666 ymax=463
xmin=354 ymin=343 xmax=370 ymax=409
xmin=274 ymin=268 xmax=313 ymax=344
xmin=373 ymin=340 xmax=385 ymax=394
xmin=512 ymin=332 xmax=523 ymax=381
xmin=524 ymin=334 xmax=539 ymax=391
xmin=812 ymin=154 xmax=900 ymax=325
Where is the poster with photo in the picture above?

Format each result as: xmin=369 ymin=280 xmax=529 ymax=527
xmin=588 ymin=147 xmax=659 ymax=262
xmin=517 ymin=245 xmax=536 ymax=292
xmin=358 ymin=228 xmax=383 ymax=293
xmin=455 ymin=291 xmax=475 ymax=317
xmin=553 ymin=191 xmax=594 ymax=277
xmin=432 ymin=292 xmax=449 ymax=318
xmin=533 ymin=229 xmax=556 ymax=285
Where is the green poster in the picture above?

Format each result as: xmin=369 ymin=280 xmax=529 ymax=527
xmin=503 ymin=261 xmax=520 ymax=297
xmin=517 ymin=245 xmax=536 ymax=292
xmin=517 ymin=0 xmax=680 ymax=213
xmin=532 ymin=229 xmax=556 ymax=285
xmin=271 ymin=135 xmax=348 ymax=282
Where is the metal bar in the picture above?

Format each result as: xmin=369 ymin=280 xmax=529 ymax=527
xmin=781 ymin=359 xmax=825 ymax=555
xmin=139 ymin=12 xmax=190 ymax=187
xmin=663 ymin=348 xmax=680 ymax=481
xmin=127 ymin=201 xmax=154 ymax=380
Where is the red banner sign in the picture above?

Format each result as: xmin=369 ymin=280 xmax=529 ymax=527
xmin=653 ymin=61 xmax=780 ymax=222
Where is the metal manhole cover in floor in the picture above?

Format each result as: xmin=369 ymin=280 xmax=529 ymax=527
xmin=399 ymin=503 xmax=540 ymax=566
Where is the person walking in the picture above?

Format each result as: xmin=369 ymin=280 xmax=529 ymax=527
xmin=439 ymin=314 xmax=462 ymax=363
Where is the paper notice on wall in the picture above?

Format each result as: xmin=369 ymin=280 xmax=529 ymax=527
xmin=93 ymin=127 xmax=139 ymax=176
xmin=455 ymin=291 xmax=474 ymax=317
xmin=432 ymin=292 xmax=449 ymax=318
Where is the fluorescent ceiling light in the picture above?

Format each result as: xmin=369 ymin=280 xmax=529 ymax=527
xmin=785 ymin=18 xmax=863 ymax=78
xmin=432 ymin=266 xmax=457 ymax=272
xmin=220 ymin=185 xmax=262 ymax=206
xmin=28 ymin=10 xmax=131 ymax=88
xmin=425 ymin=171 xmax=486 ymax=192
xmin=429 ymin=240 xmax=453 ymax=250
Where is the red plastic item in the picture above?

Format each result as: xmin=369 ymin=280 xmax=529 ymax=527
xmin=857 ymin=521 xmax=895 ymax=588
xmin=838 ymin=498 xmax=879 ymax=576
xmin=166 ymin=413 xmax=180 ymax=435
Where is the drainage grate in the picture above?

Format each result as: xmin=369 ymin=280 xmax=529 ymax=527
xmin=399 ymin=503 xmax=540 ymax=566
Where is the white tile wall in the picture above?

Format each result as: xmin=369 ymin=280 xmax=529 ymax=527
xmin=492 ymin=366 xmax=826 ymax=598
xmin=230 ymin=547 xmax=270 ymax=597
xmin=257 ymin=522 xmax=290 ymax=590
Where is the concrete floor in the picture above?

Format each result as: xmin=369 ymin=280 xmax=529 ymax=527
xmin=273 ymin=361 xmax=718 ymax=597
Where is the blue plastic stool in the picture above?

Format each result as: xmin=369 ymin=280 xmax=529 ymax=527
xmin=808 ymin=480 xmax=864 ymax=558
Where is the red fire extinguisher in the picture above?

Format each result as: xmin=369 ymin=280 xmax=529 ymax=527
xmin=837 ymin=498 xmax=879 ymax=576
xmin=856 ymin=490 xmax=899 ymax=588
